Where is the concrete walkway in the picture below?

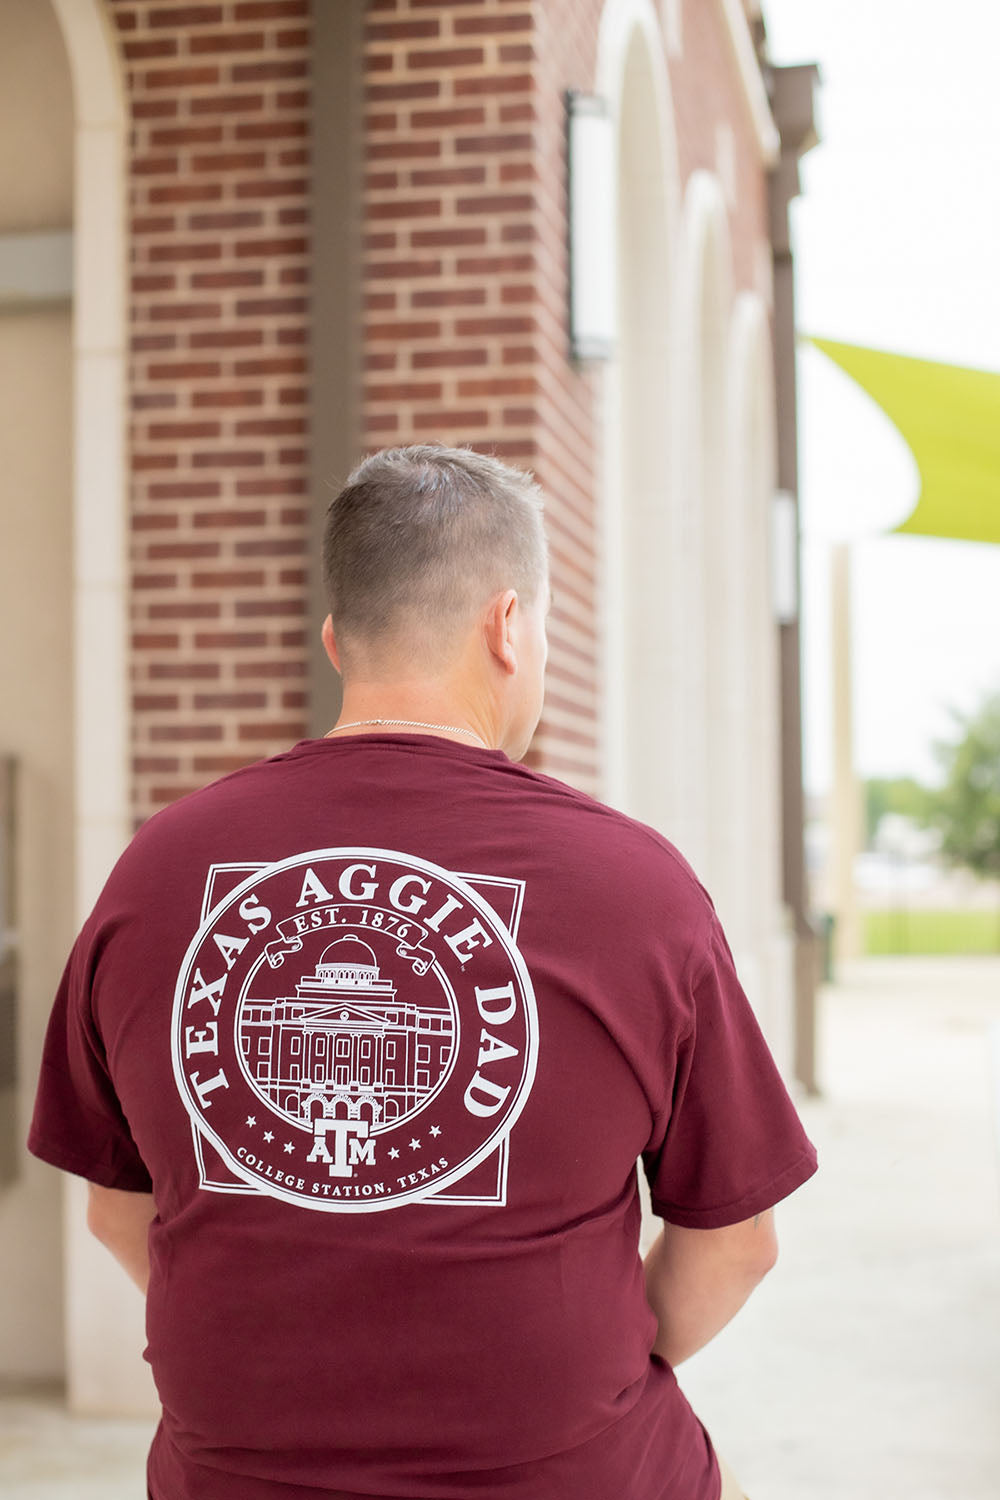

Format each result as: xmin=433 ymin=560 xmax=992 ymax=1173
xmin=2 ymin=957 xmax=998 ymax=1498
xmin=0 ymin=1385 xmax=153 ymax=1500
xmin=680 ymin=956 xmax=1000 ymax=1500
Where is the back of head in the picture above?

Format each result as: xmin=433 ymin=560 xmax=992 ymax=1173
xmin=322 ymin=445 xmax=547 ymax=676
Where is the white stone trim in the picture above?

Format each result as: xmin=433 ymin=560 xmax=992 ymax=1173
xmin=718 ymin=0 xmax=780 ymax=166
xmin=595 ymin=0 xmax=648 ymax=91
xmin=715 ymin=121 xmax=737 ymax=208
xmin=673 ymin=168 xmax=733 ymax=449
xmin=50 ymin=0 xmax=131 ymax=915
xmin=726 ymin=290 xmax=793 ymax=1055
xmin=594 ymin=0 xmax=680 ymax=818
xmin=670 ymin=170 xmax=732 ymax=874
xmin=726 ymin=288 xmax=773 ymax=927
xmin=661 ymin=0 xmax=682 ymax=57
xmin=49 ymin=0 xmax=151 ymax=1418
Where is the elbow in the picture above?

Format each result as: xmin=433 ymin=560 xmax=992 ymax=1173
xmin=86 ymin=1193 xmax=111 ymax=1247
xmin=728 ymin=1212 xmax=779 ymax=1293
xmin=86 ymin=1184 xmax=134 ymax=1251
xmin=748 ymin=1222 xmax=779 ymax=1284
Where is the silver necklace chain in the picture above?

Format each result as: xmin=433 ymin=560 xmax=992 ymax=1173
xmin=326 ymin=718 xmax=489 ymax=749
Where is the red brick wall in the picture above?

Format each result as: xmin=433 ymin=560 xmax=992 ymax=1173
xmin=360 ymin=0 xmax=607 ymax=792
xmin=528 ymin=0 xmax=604 ymax=791
xmin=111 ymin=0 xmax=771 ymax=821
xmin=358 ymin=0 xmax=771 ymax=797
xmin=109 ymin=0 xmax=311 ymax=825
xmin=671 ymin=0 xmax=770 ymax=288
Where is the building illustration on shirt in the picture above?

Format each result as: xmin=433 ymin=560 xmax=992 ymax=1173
xmin=238 ymin=934 xmax=455 ymax=1131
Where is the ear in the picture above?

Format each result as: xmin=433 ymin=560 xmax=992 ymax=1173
xmin=321 ymin=614 xmax=342 ymax=674
xmin=483 ymin=590 xmax=519 ymax=676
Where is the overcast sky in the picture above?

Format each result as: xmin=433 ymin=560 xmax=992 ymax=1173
xmin=762 ymin=0 xmax=1000 ymax=791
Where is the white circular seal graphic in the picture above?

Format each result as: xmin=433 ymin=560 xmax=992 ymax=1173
xmin=171 ymin=848 xmax=537 ymax=1212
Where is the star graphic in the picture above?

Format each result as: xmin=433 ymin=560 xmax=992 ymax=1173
xmin=408 ymin=1138 xmax=421 ymax=1151
xmin=246 ymin=1116 xmax=256 ymax=1128
xmin=429 ymin=1125 xmax=441 ymax=1137
xmin=283 ymin=1142 xmax=295 ymax=1154
xmin=263 ymin=1131 xmax=274 ymax=1143
xmin=388 ymin=1147 xmax=400 ymax=1160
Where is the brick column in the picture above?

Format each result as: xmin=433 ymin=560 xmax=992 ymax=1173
xmin=110 ymin=0 xmax=311 ymax=825
xmin=361 ymin=0 xmax=604 ymax=795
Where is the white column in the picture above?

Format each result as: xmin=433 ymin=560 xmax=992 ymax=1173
xmin=831 ymin=542 xmax=864 ymax=962
xmin=51 ymin=0 xmax=156 ymax=1417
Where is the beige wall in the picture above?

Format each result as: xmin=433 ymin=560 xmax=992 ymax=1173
xmin=0 ymin=0 xmax=75 ymax=1381
xmin=0 ymin=0 xmax=72 ymax=234
xmin=0 ymin=308 xmax=74 ymax=1379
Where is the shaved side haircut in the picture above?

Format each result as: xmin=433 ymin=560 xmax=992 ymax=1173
xmin=322 ymin=444 xmax=548 ymax=673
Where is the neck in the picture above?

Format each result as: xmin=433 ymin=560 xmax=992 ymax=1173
xmin=327 ymin=683 xmax=495 ymax=751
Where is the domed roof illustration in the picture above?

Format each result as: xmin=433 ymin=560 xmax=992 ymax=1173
xmin=316 ymin=935 xmax=379 ymax=978
xmin=319 ymin=935 xmax=378 ymax=969
xmin=292 ymin=933 xmax=395 ymax=1001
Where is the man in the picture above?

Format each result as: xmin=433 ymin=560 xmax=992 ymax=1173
xmin=30 ymin=444 xmax=816 ymax=1500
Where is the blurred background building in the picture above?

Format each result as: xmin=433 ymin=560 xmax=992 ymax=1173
xmin=0 ymin=0 xmax=817 ymax=1415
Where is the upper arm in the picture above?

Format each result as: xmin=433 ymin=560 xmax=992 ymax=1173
xmin=649 ymin=1207 xmax=779 ymax=1287
xmin=675 ymin=1205 xmax=779 ymax=1269
xmin=86 ymin=1182 xmax=156 ymax=1245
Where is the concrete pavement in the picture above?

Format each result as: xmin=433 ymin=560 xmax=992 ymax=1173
xmin=2 ymin=956 xmax=998 ymax=1498
xmin=0 ymin=1382 xmax=153 ymax=1499
xmin=679 ymin=956 xmax=1000 ymax=1500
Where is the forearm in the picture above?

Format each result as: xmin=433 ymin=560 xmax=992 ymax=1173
xmin=86 ymin=1185 xmax=156 ymax=1294
xmin=643 ymin=1211 xmax=777 ymax=1367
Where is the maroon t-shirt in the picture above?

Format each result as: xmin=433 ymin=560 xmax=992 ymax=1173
xmin=29 ymin=735 xmax=817 ymax=1500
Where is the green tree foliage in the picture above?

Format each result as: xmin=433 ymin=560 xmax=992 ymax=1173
xmin=864 ymin=775 xmax=934 ymax=843
xmin=930 ymin=692 xmax=1000 ymax=880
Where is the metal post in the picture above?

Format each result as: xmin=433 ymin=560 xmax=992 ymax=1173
xmin=768 ymin=61 xmax=821 ymax=1093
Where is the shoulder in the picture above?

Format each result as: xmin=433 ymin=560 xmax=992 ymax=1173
xmin=505 ymin=761 xmax=717 ymax=961
xmin=93 ymin=748 xmax=294 ymax=912
xmin=513 ymin=760 xmax=707 ymax=881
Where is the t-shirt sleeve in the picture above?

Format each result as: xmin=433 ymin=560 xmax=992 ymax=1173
xmin=643 ymin=912 xmax=817 ymax=1229
xmin=27 ymin=930 xmax=153 ymax=1193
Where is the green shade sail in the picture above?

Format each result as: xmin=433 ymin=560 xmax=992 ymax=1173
xmin=811 ymin=337 xmax=1000 ymax=545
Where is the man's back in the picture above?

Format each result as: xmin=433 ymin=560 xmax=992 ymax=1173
xmin=31 ymin=732 xmax=815 ymax=1500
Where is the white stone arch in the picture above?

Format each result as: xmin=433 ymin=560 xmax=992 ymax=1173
xmin=672 ymin=169 xmax=733 ymax=883
xmin=595 ymin=0 xmax=682 ymax=831
xmin=48 ymin=0 xmax=135 ymax=1417
xmin=726 ymin=291 xmax=787 ymax=1031
xmin=50 ymin=0 xmax=130 ymax=912
xmin=594 ymin=0 xmax=679 ymax=125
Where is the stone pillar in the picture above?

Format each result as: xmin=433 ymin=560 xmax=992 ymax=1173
xmin=831 ymin=542 xmax=864 ymax=963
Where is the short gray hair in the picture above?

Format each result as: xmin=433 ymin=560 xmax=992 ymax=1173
xmin=322 ymin=445 xmax=548 ymax=668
